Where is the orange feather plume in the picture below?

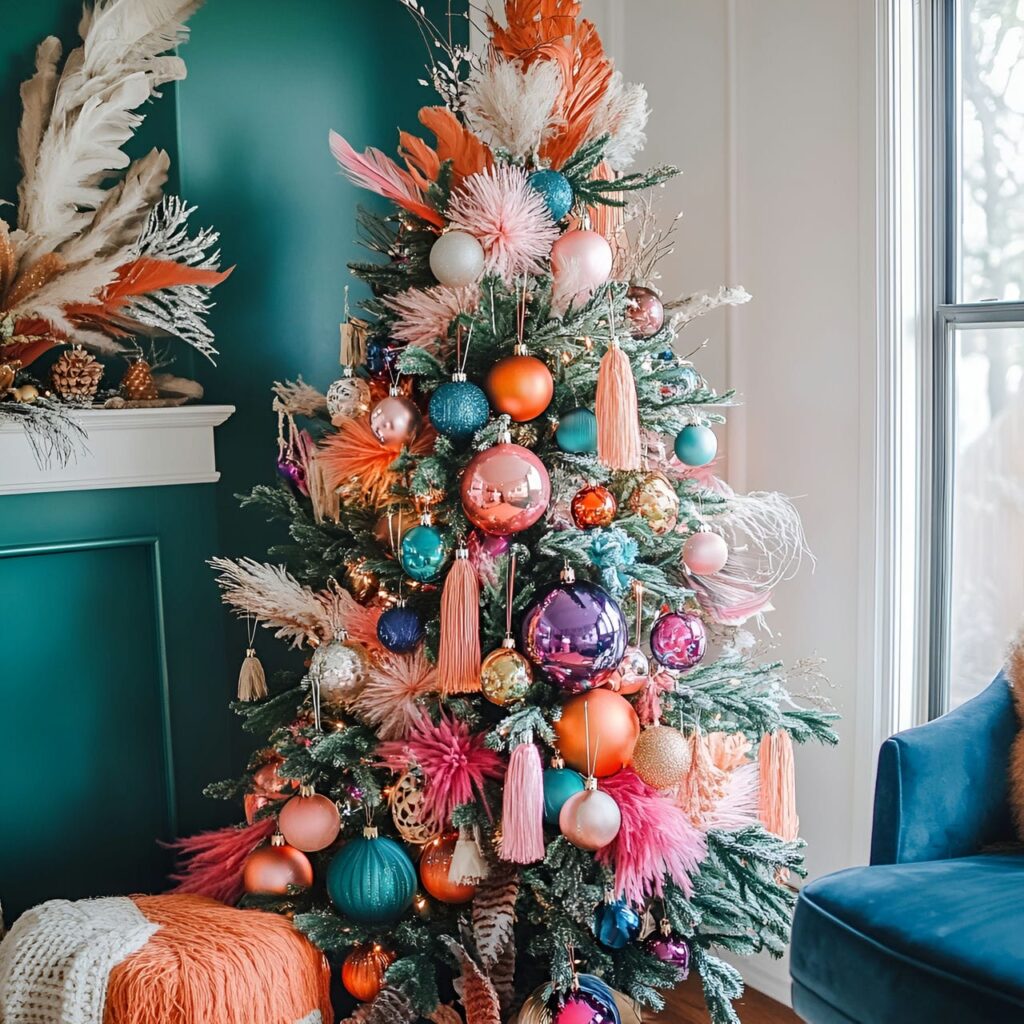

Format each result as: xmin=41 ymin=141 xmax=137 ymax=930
xmin=489 ymin=0 xmax=583 ymax=58
xmin=402 ymin=108 xmax=493 ymax=189
xmin=317 ymin=414 xmax=437 ymax=509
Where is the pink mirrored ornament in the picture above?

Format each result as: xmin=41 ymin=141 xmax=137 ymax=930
xmin=276 ymin=454 xmax=308 ymax=496
xmin=650 ymin=609 xmax=707 ymax=670
xmin=625 ymin=286 xmax=665 ymax=338
xmin=461 ymin=442 xmax=551 ymax=535
xmin=682 ymin=531 xmax=729 ymax=575
xmin=370 ymin=392 xmax=422 ymax=448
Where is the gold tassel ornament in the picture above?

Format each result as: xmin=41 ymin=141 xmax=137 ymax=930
xmin=237 ymin=616 xmax=268 ymax=701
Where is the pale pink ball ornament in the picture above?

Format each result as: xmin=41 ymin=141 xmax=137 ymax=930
xmin=558 ymin=778 xmax=621 ymax=850
xmin=682 ymin=530 xmax=729 ymax=576
xmin=551 ymin=229 xmax=613 ymax=299
xmin=278 ymin=785 xmax=342 ymax=852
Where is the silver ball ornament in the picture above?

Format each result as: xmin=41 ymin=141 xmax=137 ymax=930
xmin=309 ymin=635 xmax=368 ymax=708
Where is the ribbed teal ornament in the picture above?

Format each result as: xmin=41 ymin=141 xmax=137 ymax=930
xmin=543 ymin=766 xmax=586 ymax=824
xmin=555 ymin=408 xmax=598 ymax=454
xmin=674 ymin=424 xmax=718 ymax=467
xmin=400 ymin=523 xmax=448 ymax=582
xmin=429 ymin=376 xmax=490 ymax=443
xmin=326 ymin=827 xmax=416 ymax=923
xmin=528 ymin=169 xmax=574 ymax=221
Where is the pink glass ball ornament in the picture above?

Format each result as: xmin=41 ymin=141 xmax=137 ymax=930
xmin=429 ymin=230 xmax=485 ymax=287
xmin=649 ymin=609 xmax=707 ymax=671
xmin=551 ymin=229 xmax=613 ymax=301
xmin=278 ymin=785 xmax=342 ymax=852
xmin=553 ymin=989 xmax=619 ymax=1024
xmin=558 ymin=778 xmax=622 ymax=850
xmin=625 ymin=285 xmax=665 ymax=338
xmin=682 ymin=530 xmax=729 ymax=576
xmin=460 ymin=437 xmax=551 ymax=536
xmin=370 ymin=389 xmax=422 ymax=448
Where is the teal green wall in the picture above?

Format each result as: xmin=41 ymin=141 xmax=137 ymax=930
xmin=0 ymin=1 xmax=454 ymax=917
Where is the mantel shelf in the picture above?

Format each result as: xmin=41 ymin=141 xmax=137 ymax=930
xmin=0 ymin=404 xmax=235 ymax=496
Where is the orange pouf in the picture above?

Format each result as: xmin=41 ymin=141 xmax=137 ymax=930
xmin=103 ymin=895 xmax=333 ymax=1024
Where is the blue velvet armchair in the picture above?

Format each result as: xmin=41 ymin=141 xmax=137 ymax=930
xmin=790 ymin=675 xmax=1024 ymax=1022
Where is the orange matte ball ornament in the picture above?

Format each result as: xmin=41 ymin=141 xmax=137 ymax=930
xmin=278 ymin=785 xmax=342 ymax=852
xmin=419 ymin=832 xmax=477 ymax=903
xmin=342 ymin=943 xmax=396 ymax=1002
xmin=242 ymin=833 xmax=314 ymax=895
xmin=485 ymin=346 xmax=553 ymax=422
xmin=554 ymin=689 xmax=641 ymax=777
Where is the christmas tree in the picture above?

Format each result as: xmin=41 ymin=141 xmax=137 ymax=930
xmin=176 ymin=4 xmax=837 ymax=1023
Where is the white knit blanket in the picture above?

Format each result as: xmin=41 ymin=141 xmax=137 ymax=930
xmin=0 ymin=896 xmax=158 ymax=1024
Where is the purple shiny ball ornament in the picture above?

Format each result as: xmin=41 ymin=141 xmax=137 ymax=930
xmin=650 ymin=609 xmax=707 ymax=671
xmin=520 ymin=568 xmax=628 ymax=691
xmin=645 ymin=929 xmax=691 ymax=976
xmin=277 ymin=454 xmax=308 ymax=496
xmin=553 ymin=989 xmax=619 ymax=1024
xmin=625 ymin=285 xmax=665 ymax=339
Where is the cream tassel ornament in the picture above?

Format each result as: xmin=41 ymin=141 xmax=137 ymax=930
xmin=237 ymin=616 xmax=268 ymax=701
xmin=449 ymin=823 xmax=489 ymax=885
xmin=595 ymin=335 xmax=642 ymax=471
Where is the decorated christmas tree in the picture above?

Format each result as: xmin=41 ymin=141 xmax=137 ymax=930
xmin=174 ymin=4 xmax=837 ymax=1023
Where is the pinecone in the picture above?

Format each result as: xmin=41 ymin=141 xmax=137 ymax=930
xmin=51 ymin=346 xmax=103 ymax=401
xmin=120 ymin=358 xmax=159 ymax=400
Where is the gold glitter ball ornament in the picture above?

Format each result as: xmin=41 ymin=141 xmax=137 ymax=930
xmin=628 ymin=471 xmax=680 ymax=535
xmin=630 ymin=724 xmax=691 ymax=789
xmin=480 ymin=639 xmax=533 ymax=706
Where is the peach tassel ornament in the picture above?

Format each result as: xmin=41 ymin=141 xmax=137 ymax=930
xmin=499 ymin=732 xmax=545 ymax=864
xmin=437 ymin=545 xmax=482 ymax=695
xmin=595 ymin=308 xmax=642 ymax=471
xmin=758 ymin=729 xmax=799 ymax=840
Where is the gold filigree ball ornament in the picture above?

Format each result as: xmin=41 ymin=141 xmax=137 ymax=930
xmin=308 ymin=630 xmax=367 ymax=709
xmin=326 ymin=366 xmax=371 ymax=425
xmin=51 ymin=346 xmax=103 ymax=401
xmin=631 ymin=723 xmax=691 ymax=790
xmin=120 ymin=357 xmax=158 ymax=400
xmin=389 ymin=770 xmax=441 ymax=845
xmin=481 ymin=635 xmax=533 ymax=706
xmin=628 ymin=471 xmax=679 ymax=535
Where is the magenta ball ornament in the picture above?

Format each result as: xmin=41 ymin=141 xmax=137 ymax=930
xmin=682 ymin=531 xmax=729 ymax=575
xmin=644 ymin=931 xmax=691 ymax=975
xmin=551 ymin=229 xmax=613 ymax=298
xmin=460 ymin=441 xmax=551 ymax=536
xmin=553 ymin=989 xmax=619 ymax=1024
xmin=276 ymin=454 xmax=308 ymax=496
xmin=650 ymin=609 xmax=707 ymax=671
xmin=625 ymin=286 xmax=665 ymax=338
xmin=558 ymin=784 xmax=621 ymax=850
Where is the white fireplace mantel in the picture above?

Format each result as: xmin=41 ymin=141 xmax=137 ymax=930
xmin=0 ymin=405 xmax=235 ymax=496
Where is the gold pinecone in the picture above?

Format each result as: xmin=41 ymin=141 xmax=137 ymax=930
xmin=120 ymin=358 xmax=158 ymax=400
xmin=51 ymin=346 xmax=103 ymax=401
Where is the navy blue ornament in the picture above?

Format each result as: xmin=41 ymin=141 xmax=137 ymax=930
xmin=366 ymin=337 xmax=404 ymax=379
xmin=400 ymin=522 xmax=448 ymax=582
xmin=674 ymin=424 xmax=718 ymax=467
xmin=326 ymin=827 xmax=416 ymax=923
xmin=429 ymin=375 xmax=490 ymax=443
xmin=528 ymin=169 xmax=574 ymax=221
xmin=594 ymin=897 xmax=641 ymax=949
xmin=377 ymin=604 xmax=423 ymax=652
xmin=555 ymin=408 xmax=598 ymax=454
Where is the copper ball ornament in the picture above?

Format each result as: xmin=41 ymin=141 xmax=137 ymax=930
xmin=631 ymin=724 xmax=691 ymax=789
xmin=342 ymin=943 xmax=396 ymax=1002
xmin=627 ymin=472 xmax=679 ymax=536
xmin=480 ymin=640 xmax=533 ymax=705
xmin=419 ymin=832 xmax=477 ymax=903
xmin=571 ymin=484 xmax=617 ymax=529
xmin=278 ymin=786 xmax=342 ymax=852
xmin=370 ymin=391 xmax=422 ymax=448
xmin=461 ymin=441 xmax=551 ymax=535
xmin=484 ymin=350 xmax=554 ymax=422
xmin=242 ymin=834 xmax=314 ymax=894
xmin=554 ymin=689 xmax=640 ymax=777
xmin=625 ymin=286 xmax=665 ymax=338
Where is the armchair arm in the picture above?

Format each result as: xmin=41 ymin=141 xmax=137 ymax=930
xmin=870 ymin=673 xmax=1016 ymax=865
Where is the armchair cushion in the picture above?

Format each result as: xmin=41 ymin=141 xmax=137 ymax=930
xmin=791 ymin=852 xmax=1024 ymax=1023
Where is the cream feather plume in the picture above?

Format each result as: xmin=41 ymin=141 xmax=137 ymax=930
xmin=24 ymin=253 xmax=125 ymax=344
xmin=586 ymin=71 xmax=650 ymax=172
xmin=16 ymin=37 xmax=62 ymax=210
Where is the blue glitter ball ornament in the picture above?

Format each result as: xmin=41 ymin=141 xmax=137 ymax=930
xmin=400 ymin=523 xmax=448 ymax=582
xmin=377 ymin=604 xmax=423 ymax=653
xmin=543 ymin=765 xmax=586 ymax=824
xmin=326 ymin=827 xmax=416 ymax=923
xmin=555 ymin=408 xmax=598 ymax=454
xmin=674 ymin=424 xmax=718 ymax=467
xmin=594 ymin=898 xmax=641 ymax=949
xmin=429 ymin=376 xmax=490 ymax=443
xmin=528 ymin=169 xmax=574 ymax=221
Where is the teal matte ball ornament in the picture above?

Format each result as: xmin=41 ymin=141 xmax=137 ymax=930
xmin=528 ymin=169 xmax=574 ymax=221
xmin=543 ymin=765 xmax=586 ymax=825
xmin=674 ymin=424 xmax=718 ymax=467
xmin=429 ymin=376 xmax=490 ymax=443
xmin=400 ymin=523 xmax=448 ymax=582
xmin=326 ymin=827 xmax=417 ymax=923
xmin=555 ymin=408 xmax=598 ymax=454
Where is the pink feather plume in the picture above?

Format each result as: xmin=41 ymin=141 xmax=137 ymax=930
xmin=329 ymin=130 xmax=444 ymax=227
xmin=702 ymin=761 xmax=761 ymax=832
xmin=165 ymin=817 xmax=276 ymax=904
xmin=596 ymin=769 xmax=706 ymax=904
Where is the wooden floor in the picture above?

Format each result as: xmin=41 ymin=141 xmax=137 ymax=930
xmin=653 ymin=976 xmax=799 ymax=1024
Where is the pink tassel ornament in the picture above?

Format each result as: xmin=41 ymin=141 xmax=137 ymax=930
xmin=437 ymin=547 xmax=482 ymax=696
xmin=499 ymin=735 xmax=545 ymax=864
xmin=758 ymin=730 xmax=799 ymax=841
xmin=595 ymin=337 xmax=642 ymax=471
xmin=165 ymin=817 xmax=276 ymax=904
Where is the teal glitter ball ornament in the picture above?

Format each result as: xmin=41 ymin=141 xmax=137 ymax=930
xmin=674 ymin=424 xmax=718 ymax=467
xmin=326 ymin=826 xmax=416 ymax=923
xmin=555 ymin=408 xmax=598 ymax=454
xmin=528 ymin=169 xmax=574 ymax=221
xmin=429 ymin=374 xmax=490 ymax=443
xmin=594 ymin=897 xmax=641 ymax=949
xmin=400 ymin=522 xmax=448 ymax=582
xmin=543 ymin=763 xmax=586 ymax=824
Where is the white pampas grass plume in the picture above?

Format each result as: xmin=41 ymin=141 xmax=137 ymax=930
xmin=667 ymin=285 xmax=752 ymax=332
xmin=464 ymin=57 xmax=563 ymax=161
xmin=17 ymin=37 xmax=62 ymax=203
xmin=271 ymin=376 xmax=327 ymax=418
xmin=384 ymin=284 xmax=479 ymax=352
xmin=587 ymin=71 xmax=650 ymax=171
xmin=448 ymin=165 xmax=559 ymax=281
xmin=349 ymin=648 xmax=437 ymax=740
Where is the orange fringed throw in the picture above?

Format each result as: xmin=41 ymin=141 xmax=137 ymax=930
xmin=104 ymin=895 xmax=333 ymax=1024
xmin=758 ymin=730 xmax=800 ymax=841
xmin=437 ymin=549 xmax=482 ymax=695
xmin=595 ymin=340 xmax=642 ymax=472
